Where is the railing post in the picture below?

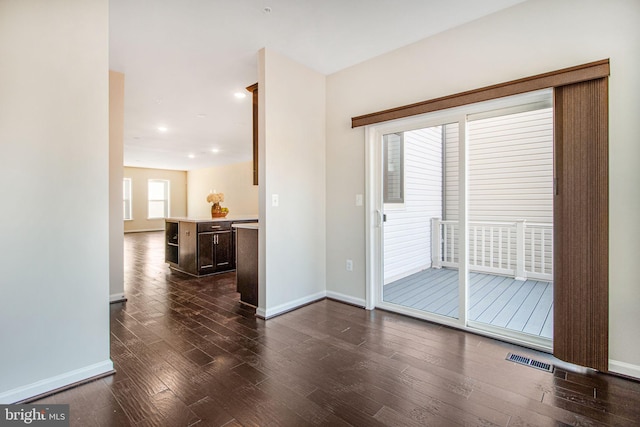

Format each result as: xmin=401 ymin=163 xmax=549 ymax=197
xmin=431 ymin=218 xmax=442 ymax=269
xmin=515 ymin=220 xmax=526 ymax=280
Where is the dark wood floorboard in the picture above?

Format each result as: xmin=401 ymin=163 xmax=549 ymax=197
xmin=32 ymin=231 xmax=640 ymax=426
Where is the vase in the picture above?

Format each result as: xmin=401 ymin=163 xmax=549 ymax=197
xmin=211 ymin=203 xmax=227 ymax=218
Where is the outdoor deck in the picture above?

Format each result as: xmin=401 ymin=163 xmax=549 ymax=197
xmin=383 ymin=268 xmax=553 ymax=339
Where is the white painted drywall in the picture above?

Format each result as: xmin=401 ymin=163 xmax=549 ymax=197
xmin=258 ymin=48 xmax=327 ymax=317
xmin=325 ymin=0 xmax=640 ymax=377
xmin=0 ymin=0 xmax=113 ymax=402
xmin=109 ymin=71 xmax=125 ymax=302
xmin=187 ymin=161 xmax=258 ymax=218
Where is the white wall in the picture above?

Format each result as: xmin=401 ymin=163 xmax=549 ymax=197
xmin=187 ymin=161 xmax=258 ymax=218
xmin=326 ymin=0 xmax=640 ymax=377
xmin=0 ymin=0 xmax=113 ymax=402
xmin=258 ymin=48 xmax=327 ymax=317
xmin=109 ymin=71 xmax=125 ymax=302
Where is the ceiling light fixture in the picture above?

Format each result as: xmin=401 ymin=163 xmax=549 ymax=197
xmin=211 ymin=148 xmax=220 ymax=154
xmin=188 ymin=154 xmax=195 ymax=159
xmin=196 ymin=114 xmax=207 ymax=118
xmin=263 ymin=6 xmax=272 ymax=13
xmin=157 ymin=126 xmax=168 ymax=132
xmin=234 ymin=92 xmax=247 ymax=99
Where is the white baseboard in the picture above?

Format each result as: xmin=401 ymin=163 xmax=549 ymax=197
xmin=325 ymin=291 xmax=366 ymax=308
xmin=609 ymin=359 xmax=640 ymax=380
xmin=256 ymin=291 xmax=326 ymax=319
xmin=0 ymin=359 xmax=114 ymax=404
xmin=109 ymin=293 xmax=126 ymax=303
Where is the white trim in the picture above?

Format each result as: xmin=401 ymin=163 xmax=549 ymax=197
xmin=326 ymin=291 xmax=366 ymax=308
xmin=109 ymin=293 xmax=126 ymax=303
xmin=256 ymin=291 xmax=326 ymax=319
xmin=0 ymin=360 xmax=114 ymax=404
xmin=609 ymin=359 xmax=640 ymax=380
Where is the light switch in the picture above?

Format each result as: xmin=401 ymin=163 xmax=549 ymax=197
xmin=272 ymin=194 xmax=279 ymax=207
xmin=355 ymin=194 xmax=363 ymax=206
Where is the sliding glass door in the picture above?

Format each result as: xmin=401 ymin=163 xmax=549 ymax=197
xmin=370 ymin=89 xmax=554 ymax=350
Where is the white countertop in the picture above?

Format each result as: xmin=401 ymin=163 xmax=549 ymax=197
xmin=166 ymin=215 xmax=258 ymax=223
xmin=232 ymin=222 xmax=259 ymax=230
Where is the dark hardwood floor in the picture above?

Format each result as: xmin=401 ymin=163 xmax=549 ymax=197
xmin=33 ymin=231 xmax=640 ymax=426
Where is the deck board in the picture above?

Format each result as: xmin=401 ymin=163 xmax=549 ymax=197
xmin=383 ymin=268 xmax=553 ymax=339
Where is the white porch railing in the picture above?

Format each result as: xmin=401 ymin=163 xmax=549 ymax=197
xmin=431 ymin=218 xmax=553 ymax=281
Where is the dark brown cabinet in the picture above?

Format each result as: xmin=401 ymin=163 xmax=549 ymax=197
xmin=198 ymin=229 xmax=232 ymax=274
xmin=196 ymin=221 xmax=231 ymax=275
xmin=165 ymin=218 xmax=256 ymax=277
xmin=235 ymin=225 xmax=258 ymax=307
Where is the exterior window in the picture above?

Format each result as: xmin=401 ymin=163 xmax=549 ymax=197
xmin=383 ymin=132 xmax=404 ymax=204
xmin=123 ymin=178 xmax=132 ymax=220
xmin=148 ymin=179 xmax=170 ymax=219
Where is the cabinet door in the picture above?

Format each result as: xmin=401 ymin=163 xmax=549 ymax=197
xmin=213 ymin=231 xmax=232 ymax=271
xmin=198 ymin=232 xmax=215 ymax=275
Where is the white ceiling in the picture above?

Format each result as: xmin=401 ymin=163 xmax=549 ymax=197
xmin=110 ymin=0 xmax=525 ymax=171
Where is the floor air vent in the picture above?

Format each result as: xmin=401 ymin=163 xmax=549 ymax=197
xmin=506 ymin=352 xmax=554 ymax=373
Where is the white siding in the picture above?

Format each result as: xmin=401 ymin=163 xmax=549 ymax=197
xmin=444 ymin=109 xmax=553 ymax=224
xmin=443 ymin=123 xmax=460 ymax=221
xmin=383 ymin=127 xmax=442 ymax=284
xmin=468 ymin=107 xmax=553 ymax=223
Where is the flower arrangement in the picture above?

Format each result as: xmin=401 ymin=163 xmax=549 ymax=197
xmin=206 ymin=192 xmax=224 ymax=204
xmin=207 ymin=191 xmax=228 ymax=217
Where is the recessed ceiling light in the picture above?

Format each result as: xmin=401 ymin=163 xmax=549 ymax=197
xmin=157 ymin=126 xmax=168 ymax=132
xmin=188 ymin=154 xmax=195 ymax=159
xmin=263 ymin=6 xmax=272 ymax=13
xmin=211 ymin=148 xmax=220 ymax=154
xmin=234 ymin=92 xmax=247 ymax=99
xmin=196 ymin=114 xmax=207 ymax=118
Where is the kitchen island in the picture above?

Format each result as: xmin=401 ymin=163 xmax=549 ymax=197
xmin=165 ymin=216 xmax=257 ymax=276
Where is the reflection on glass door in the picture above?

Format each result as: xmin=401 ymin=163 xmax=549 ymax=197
xmin=381 ymin=124 xmax=460 ymax=320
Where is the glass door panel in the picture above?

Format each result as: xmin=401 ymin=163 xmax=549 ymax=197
xmin=466 ymin=103 xmax=554 ymax=341
xmin=382 ymin=123 xmax=460 ymax=319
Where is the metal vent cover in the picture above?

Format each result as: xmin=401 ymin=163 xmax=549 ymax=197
xmin=506 ymin=352 xmax=554 ymax=373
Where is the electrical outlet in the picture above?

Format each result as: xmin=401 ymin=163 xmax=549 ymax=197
xmin=272 ymin=194 xmax=279 ymax=207
xmin=346 ymin=259 xmax=353 ymax=271
xmin=355 ymin=194 xmax=363 ymax=206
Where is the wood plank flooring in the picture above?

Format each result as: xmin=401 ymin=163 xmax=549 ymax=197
xmin=32 ymin=231 xmax=640 ymax=426
xmin=384 ymin=268 xmax=554 ymax=339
